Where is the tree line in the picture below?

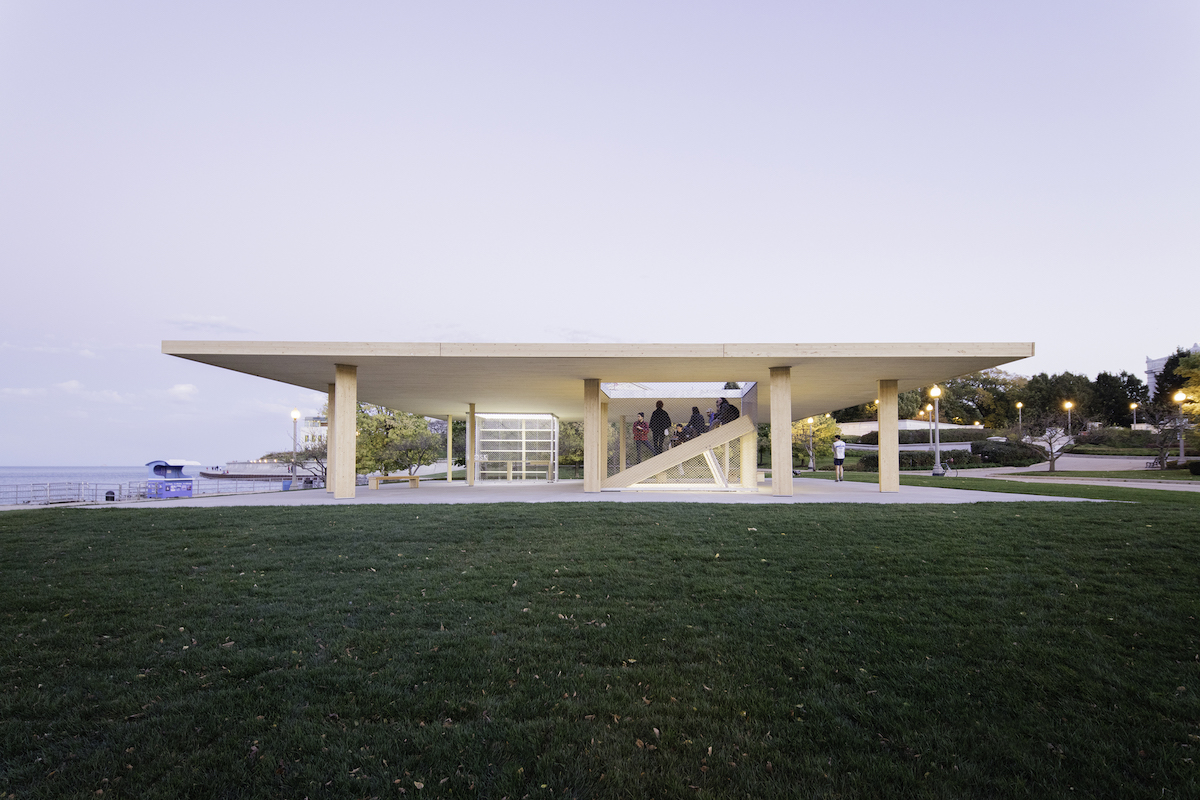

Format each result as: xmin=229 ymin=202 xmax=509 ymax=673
xmin=833 ymin=345 xmax=1198 ymax=431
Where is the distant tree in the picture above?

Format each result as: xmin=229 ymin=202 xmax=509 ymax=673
xmin=792 ymin=415 xmax=840 ymax=469
xmin=940 ymin=370 xmax=1025 ymax=427
xmin=1179 ymin=353 xmax=1200 ymax=421
xmin=1092 ymin=371 xmax=1149 ymax=428
xmin=1141 ymin=400 xmax=1189 ymax=469
xmin=832 ymin=390 xmax=921 ymax=423
xmin=1151 ymin=347 xmax=1193 ymax=405
xmin=1023 ymin=409 xmax=1073 ymax=473
xmin=260 ymin=439 xmax=327 ymax=483
xmin=829 ymin=402 xmax=872 ymax=422
xmin=450 ymin=419 xmax=468 ymax=467
xmin=1017 ymin=372 xmax=1094 ymax=421
xmin=355 ymin=404 xmax=439 ymax=475
xmin=559 ymin=421 xmax=584 ymax=465
xmin=380 ymin=430 xmax=444 ymax=476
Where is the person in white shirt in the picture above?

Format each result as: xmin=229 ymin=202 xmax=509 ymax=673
xmin=832 ymin=435 xmax=847 ymax=482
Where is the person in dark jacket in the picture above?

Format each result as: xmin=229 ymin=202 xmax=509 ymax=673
xmin=715 ymin=398 xmax=740 ymax=425
xmin=649 ymin=401 xmax=671 ymax=455
xmin=688 ymin=406 xmax=708 ymax=437
xmin=632 ymin=412 xmax=653 ymax=463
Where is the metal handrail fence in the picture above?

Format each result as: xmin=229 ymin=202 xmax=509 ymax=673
xmin=0 ymin=482 xmax=146 ymax=506
xmin=0 ymin=478 xmax=326 ymax=506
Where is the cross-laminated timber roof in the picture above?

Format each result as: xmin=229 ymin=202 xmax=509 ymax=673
xmin=161 ymin=341 xmax=1035 ymax=422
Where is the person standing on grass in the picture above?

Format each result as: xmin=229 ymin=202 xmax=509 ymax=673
xmin=832 ymin=435 xmax=846 ymax=482
xmin=632 ymin=412 xmax=653 ymax=463
xmin=649 ymin=400 xmax=671 ymax=455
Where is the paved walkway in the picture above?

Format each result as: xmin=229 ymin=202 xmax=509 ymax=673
xmin=973 ymin=454 xmax=1200 ymax=493
xmin=8 ymin=454 xmax=1193 ymax=512
xmin=73 ymin=477 xmax=1093 ymax=509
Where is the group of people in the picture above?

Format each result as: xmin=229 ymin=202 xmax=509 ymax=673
xmin=631 ymin=399 xmax=740 ymax=461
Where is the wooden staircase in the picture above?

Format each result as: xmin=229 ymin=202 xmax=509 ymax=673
xmin=602 ymin=415 xmax=756 ymax=490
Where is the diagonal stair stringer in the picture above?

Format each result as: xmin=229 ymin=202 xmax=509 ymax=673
xmin=602 ymin=415 xmax=756 ymax=489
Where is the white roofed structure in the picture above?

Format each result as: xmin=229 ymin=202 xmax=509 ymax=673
xmin=162 ymin=340 xmax=1035 ymax=498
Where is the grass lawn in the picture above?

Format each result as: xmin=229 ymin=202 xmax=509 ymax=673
xmin=2 ymin=493 xmax=1198 ymax=799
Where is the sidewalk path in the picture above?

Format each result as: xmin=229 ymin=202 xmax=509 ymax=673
xmin=9 ymin=454 xmax=1190 ymax=512
xmin=971 ymin=454 xmax=1200 ymax=493
xmin=67 ymin=477 xmax=1094 ymax=510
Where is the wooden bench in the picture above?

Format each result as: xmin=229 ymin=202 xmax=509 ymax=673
xmin=368 ymin=475 xmax=420 ymax=490
xmin=1146 ymin=458 xmax=1163 ymax=469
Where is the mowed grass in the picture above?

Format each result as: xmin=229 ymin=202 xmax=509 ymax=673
xmin=2 ymin=498 xmax=1198 ymax=799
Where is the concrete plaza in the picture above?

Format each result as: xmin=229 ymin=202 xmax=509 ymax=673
xmin=89 ymin=476 xmax=1095 ymax=509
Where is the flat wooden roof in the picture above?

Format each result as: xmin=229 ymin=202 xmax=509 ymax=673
xmin=162 ymin=341 xmax=1035 ymax=421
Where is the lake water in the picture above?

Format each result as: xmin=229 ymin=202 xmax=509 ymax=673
xmin=0 ymin=466 xmax=205 ymax=486
xmin=0 ymin=465 xmax=204 ymax=484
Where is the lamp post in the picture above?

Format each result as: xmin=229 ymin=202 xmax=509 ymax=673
xmin=1175 ymin=391 xmax=1187 ymax=460
xmin=1015 ymin=402 xmax=1023 ymax=439
xmin=1130 ymin=402 xmax=1138 ymax=428
xmin=925 ymin=403 xmax=933 ymax=446
xmin=291 ymin=408 xmax=301 ymax=478
xmin=930 ymin=386 xmax=943 ymax=476
xmin=1064 ymin=401 xmax=1073 ymax=437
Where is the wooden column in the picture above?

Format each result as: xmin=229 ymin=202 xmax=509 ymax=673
xmin=770 ymin=367 xmax=793 ymax=497
xmin=467 ymin=404 xmax=476 ymax=486
xmin=619 ymin=415 xmax=627 ymax=472
xmin=583 ymin=379 xmax=602 ymax=493
xmin=877 ymin=379 xmax=900 ymax=493
xmin=333 ymin=365 xmax=357 ymax=499
xmin=601 ymin=400 xmax=609 ymax=481
xmin=326 ymin=383 xmax=336 ymax=493
xmin=445 ymin=415 xmax=453 ymax=483
xmin=741 ymin=431 xmax=757 ymax=488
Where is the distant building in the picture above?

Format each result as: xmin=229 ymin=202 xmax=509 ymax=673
xmin=301 ymin=416 xmax=327 ymax=445
xmin=1146 ymin=343 xmax=1199 ymax=397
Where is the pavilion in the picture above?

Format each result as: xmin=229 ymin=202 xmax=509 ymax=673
xmin=162 ymin=341 xmax=1035 ymax=498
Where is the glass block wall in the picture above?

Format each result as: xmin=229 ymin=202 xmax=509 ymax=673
xmin=474 ymin=414 xmax=559 ymax=482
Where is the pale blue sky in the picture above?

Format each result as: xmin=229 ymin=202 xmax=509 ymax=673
xmin=2 ymin=2 xmax=1197 ymax=465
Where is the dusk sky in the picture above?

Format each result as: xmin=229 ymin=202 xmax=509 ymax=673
xmin=2 ymin=2 xmax=1197 ymax=466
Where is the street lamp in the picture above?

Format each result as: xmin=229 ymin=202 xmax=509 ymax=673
xmin=1063 ymin=401 xmax=1073 ymax=437
xmin=1015 ymin=402 xmax=1023 ymax=439
xmin=930 ymin=386 xmax=943 ymax=476
xmin=1174 ymin=391 xmax=1187 ymax=460
xmin=291 ymin=408 xmax=301 ymax=478
xmin=1130 ymin=402 xmax=1138 ymax=428
xmin=925 ymin=403 xmax=934 ymax=446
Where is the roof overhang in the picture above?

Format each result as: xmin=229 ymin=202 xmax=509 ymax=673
xmin=161 ymin=341 xmax=1035 ymax=421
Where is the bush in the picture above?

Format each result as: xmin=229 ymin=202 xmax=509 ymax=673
xmin=853 ymin=440 xmax=1044 ymax=472
xmin=859 ymin=429 xmax=990 ymax=445
xmin=1189 ymin=461 xmax=1200 ymax=476
xmin=1071 ymin=428 xmax=1154 ymax=449
xmin=971 ymin=438 xmax=1046 ymax=467
xmin=855 ymin=450 xmax=981 ymax=472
